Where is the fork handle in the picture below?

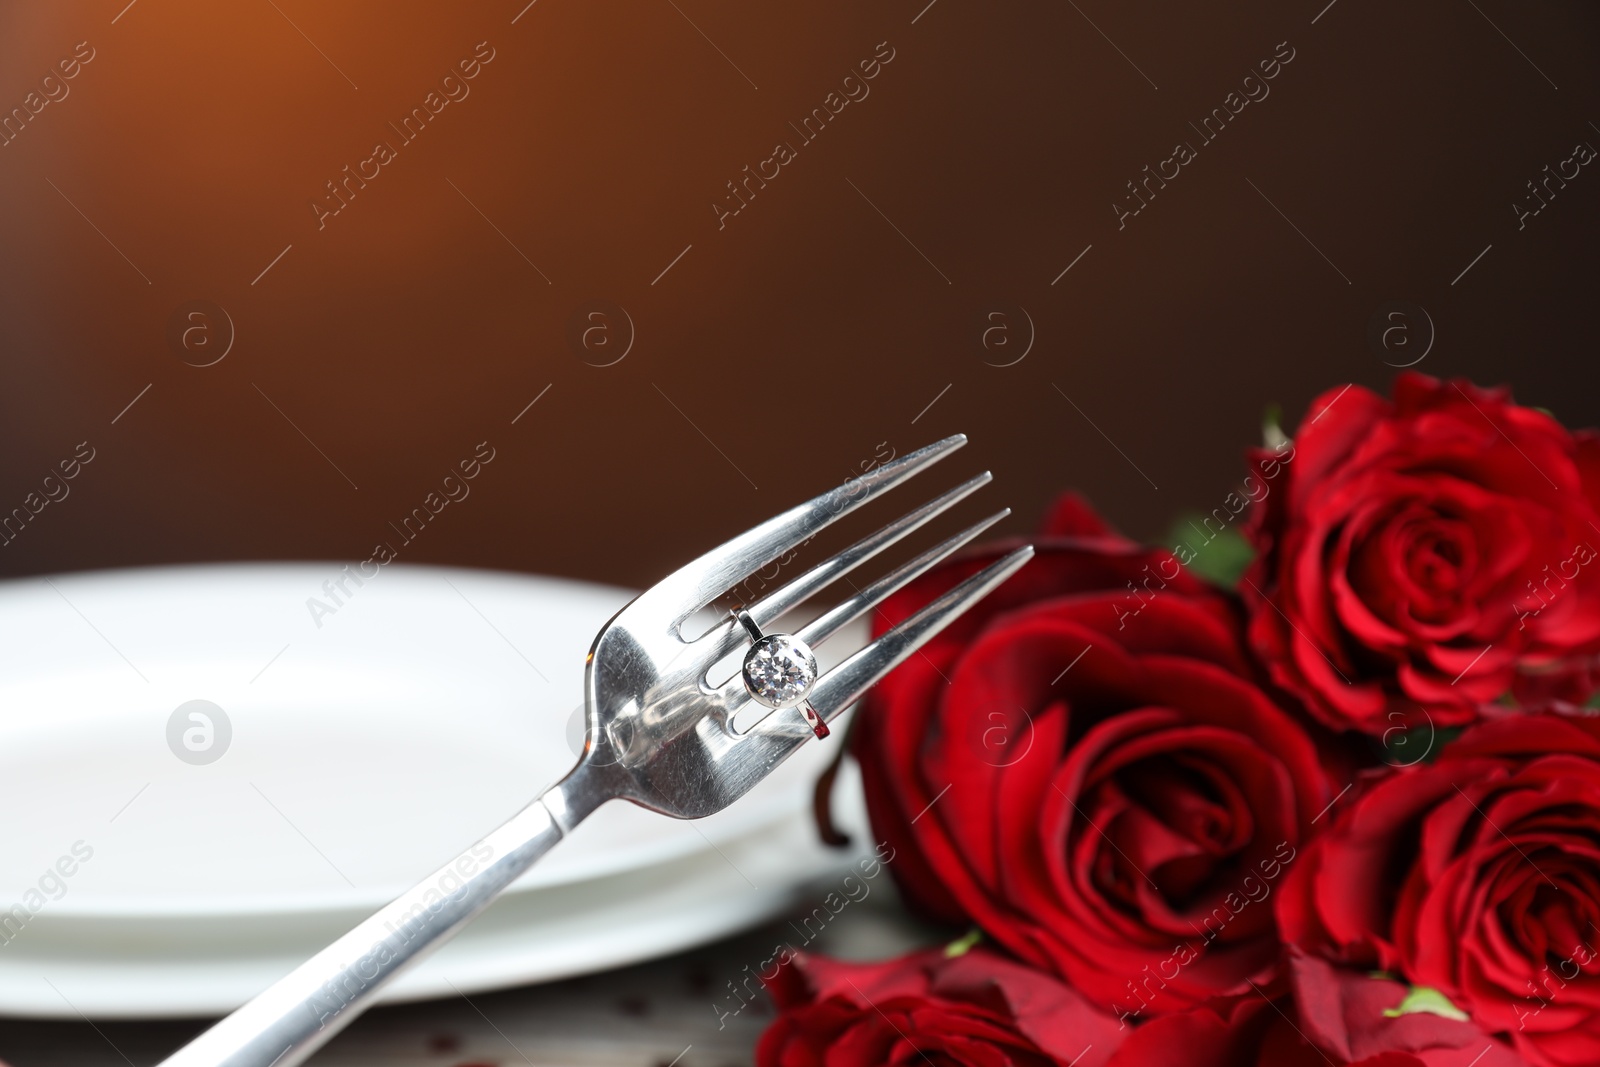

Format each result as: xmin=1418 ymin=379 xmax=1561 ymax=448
xmin=157 ymin=777 xmax=597 ymax=1067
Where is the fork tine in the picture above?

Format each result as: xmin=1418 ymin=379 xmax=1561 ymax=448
xmin=795 ymin=509 xmax=1011 ymax=649
xmin=640 ymin=435 xmax=969 ymax=626
xmin=741 ymin=472 xmax=993 ymax=631
xmin=803 ymin=545 xmax=1034 ymax=722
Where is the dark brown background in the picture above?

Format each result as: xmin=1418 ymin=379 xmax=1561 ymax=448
xmin=2 ymin=0 xmax=1597 ymax=589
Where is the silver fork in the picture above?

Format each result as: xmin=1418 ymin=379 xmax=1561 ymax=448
xmin=157 ymin=434 xmax=1033 ymax=1067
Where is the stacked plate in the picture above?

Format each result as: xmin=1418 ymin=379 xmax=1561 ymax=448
xmin=0 ymin=564 xmax=870 ymax=1017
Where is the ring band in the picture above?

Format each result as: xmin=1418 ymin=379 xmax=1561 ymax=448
xmin=735 ymin=609 xmax=828 ymax=740
xmin=735 ymin=608 xmax=764 ymax=643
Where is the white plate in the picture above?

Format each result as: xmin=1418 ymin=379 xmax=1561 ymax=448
xmin=0 ymin=771 xmax=874 ymax=1017
xmin=0 ymin=563 xmax=870 ymax=1015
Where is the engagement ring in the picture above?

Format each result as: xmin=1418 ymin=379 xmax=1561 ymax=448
xmin=735 ymin=609 xmax=828 ymax=739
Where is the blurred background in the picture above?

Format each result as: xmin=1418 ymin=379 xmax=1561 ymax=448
xmin=3 ymin=0 xmax=1598 ymax=587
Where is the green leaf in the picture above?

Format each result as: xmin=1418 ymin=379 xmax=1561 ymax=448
xmin=943 ymin=929 xmax=982 ymax=958
xmin=1587 ymin=690 xmax=1600 ymax=710
xmin=1379 ymin=723 xmax=1462 ymax=766
xmin=1262 ymin=403 xmax=1291 ymax=450
xmin=1382 ymin=985 xmax=1469 ymax=1021
xmin=1167 ymin=515 xmax=1255 ymax=589
xmin=1425 ymin=727 xmax=1464 ymax=763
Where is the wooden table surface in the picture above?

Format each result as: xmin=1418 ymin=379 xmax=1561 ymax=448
xmin=0 ymin=891 xmax=937 ymax=1067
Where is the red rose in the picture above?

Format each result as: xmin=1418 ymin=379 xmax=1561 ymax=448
xmin=1277 ymin=715 xmax=1600 ymax=1067
xmin=854 ymin=498 xmax=1331 ymax=1016
xmin=758 ymin=947 xmax=1128 ymax=1067
xmin=1244 ymin=372 xmax=1600 ymax=734
xmin=1104 ymin=954 xmax=1525 ymax=1066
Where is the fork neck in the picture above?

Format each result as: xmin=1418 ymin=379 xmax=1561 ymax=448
xmin=540 ymin=757 xmax=615 ymax=833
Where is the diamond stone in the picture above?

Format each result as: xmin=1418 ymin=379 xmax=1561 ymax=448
xmin=742 ymin=633 xmax=819 ymax=708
